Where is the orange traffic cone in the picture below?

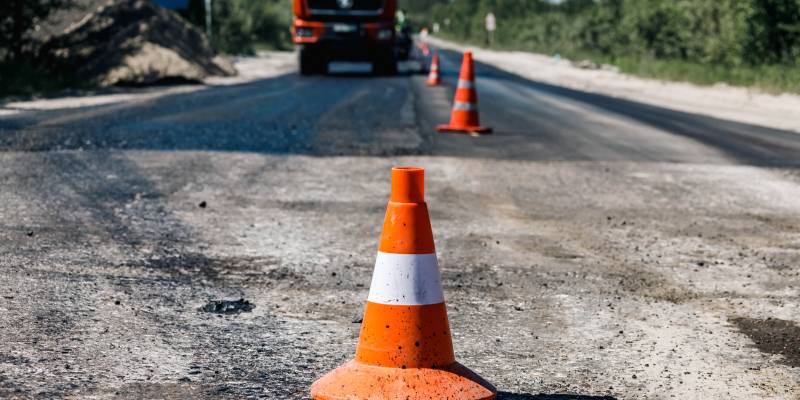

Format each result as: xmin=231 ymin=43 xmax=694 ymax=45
xmin=310 ymin=167 xmax=496 ymax=400
xmin=421 ymin=42 xmax=431 ymax=57
xmin=437 ymin=51 xmax=492 ymax=135
xmin=427 ymin=52 xmax=441 ymax=86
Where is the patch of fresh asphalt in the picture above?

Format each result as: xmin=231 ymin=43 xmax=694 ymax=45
xmin=731 ymin=317 xmax=800 ymax=368
xmin=0 ymin=53 xmax=799 ymax=399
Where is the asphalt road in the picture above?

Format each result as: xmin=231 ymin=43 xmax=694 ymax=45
xmin=4 ymin=50 xmax=800 ymax=164
xmin=1 ymin=50 xmax=799 ymax=399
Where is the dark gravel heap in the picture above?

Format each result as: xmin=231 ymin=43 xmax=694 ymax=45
xmin=42 ymin=0 xmax=235 ymax=86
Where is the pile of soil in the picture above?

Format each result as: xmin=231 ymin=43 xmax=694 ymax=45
xmin=44 ymin=0 xmax=235 ymax=86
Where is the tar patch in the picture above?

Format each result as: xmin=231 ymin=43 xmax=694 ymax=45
xmin=201 ymin=298 xmax=255 ymax=315
xmin=731 ymin=316 xmax=800 ymax=367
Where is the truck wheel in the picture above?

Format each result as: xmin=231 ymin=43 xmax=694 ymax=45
xmin=300 ymin=59 xmax=313 ymax=76
xmin=373 ymin=56 xmax=397 ymax=76
xmin=300 ymin=48 xmax=326 ymax=75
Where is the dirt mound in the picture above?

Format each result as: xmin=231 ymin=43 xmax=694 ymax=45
xmin=44 ymin=0 xmax=235 ymax=86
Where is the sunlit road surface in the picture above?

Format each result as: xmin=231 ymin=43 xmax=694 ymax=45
xmin=1 ymin=51 xmax=799 ymax=399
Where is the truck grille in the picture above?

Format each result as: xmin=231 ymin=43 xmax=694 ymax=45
xmin=307 ymin=0 xmax=384 ymax=16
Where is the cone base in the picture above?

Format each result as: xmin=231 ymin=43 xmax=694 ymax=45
xmin=310 ymin=360 xmax=496 ymax=400
xmin=426 ymin=81 xmax=440 ymax=86
xmin=437 ymin=124 xmax=493 ymax=135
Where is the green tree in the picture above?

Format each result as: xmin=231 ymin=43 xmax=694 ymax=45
xmin=745 ymin=0 xmax=800 ymax=64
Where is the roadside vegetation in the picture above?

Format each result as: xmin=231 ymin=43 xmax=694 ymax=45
xmin=181 ymin=0 xmax=292 ymax=55
xmin=405 ymin=0 xmax=800 ymax=94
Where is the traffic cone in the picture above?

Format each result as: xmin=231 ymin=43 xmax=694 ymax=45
xmin=310 ymin=167 xmax=496 ymax=400
xmin=437 ymin=51 xmax=492 ymax=135
xmin=421 ymin=42 xmax=431 ymax=57
xmin=427 ymin=52 xmax=441 ymax=86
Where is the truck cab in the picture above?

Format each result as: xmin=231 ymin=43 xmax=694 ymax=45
xmin=292 ymin=0 xmax=398 ymax=75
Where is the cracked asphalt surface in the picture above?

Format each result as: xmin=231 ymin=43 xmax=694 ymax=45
xmin=1 ymin=51 xmax=799 ymax=399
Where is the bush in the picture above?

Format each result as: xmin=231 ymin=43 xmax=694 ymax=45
xmin=211 ymin=0 xmax=292 ymax=55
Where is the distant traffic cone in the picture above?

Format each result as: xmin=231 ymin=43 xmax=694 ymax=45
xmin=437 ymin=51 xmax=492 ymax=135
xmin=310 ymin=167 xmax=496 ymax=400
xmin=427 ymin=52 xmax=441 ymax=86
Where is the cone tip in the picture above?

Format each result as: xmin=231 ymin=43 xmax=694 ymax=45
xmin=391 ymin=166 xmax=425 ymax=203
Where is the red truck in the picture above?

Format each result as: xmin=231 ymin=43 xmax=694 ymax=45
xmin=292 ymin=0 xmax=401 ymax=75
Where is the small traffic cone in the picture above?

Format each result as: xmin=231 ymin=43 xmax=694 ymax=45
xmin=427 ymin=52 xmax=441 ymax=86
xmin=310 ymin=167 xmax=496 ymax=400
xmin=437 ymin=51 xmax=492 ymax=135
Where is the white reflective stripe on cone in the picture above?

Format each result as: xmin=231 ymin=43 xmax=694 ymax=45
xmin=453 ymin=101 xmax=477 ymax=111
xmin=367 ymin=252 xmax=444 ymax=305
xmin=457 ymin=79 xmax=474 ymax=89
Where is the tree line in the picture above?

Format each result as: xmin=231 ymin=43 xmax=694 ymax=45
xmin=3 ymin=0 xmax=799 ymax=93
xmin=405 ymin=0 xmax=800 ymax=68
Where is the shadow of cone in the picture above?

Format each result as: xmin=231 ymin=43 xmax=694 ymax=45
xmin=310 ymin=167 xmax=496 ymax=400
